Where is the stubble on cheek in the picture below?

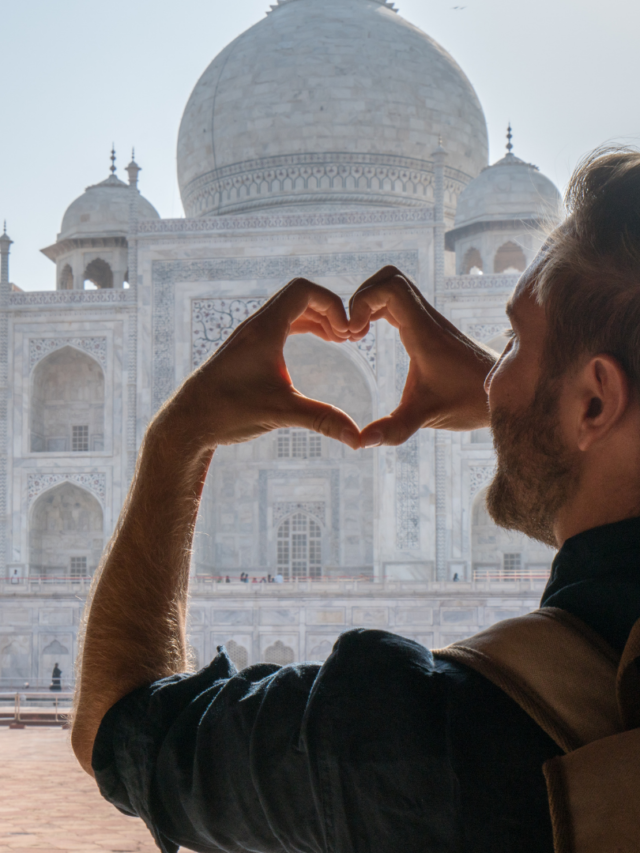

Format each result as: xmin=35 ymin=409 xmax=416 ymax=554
xmin=486 ymin=382 xmax=580 ymax=548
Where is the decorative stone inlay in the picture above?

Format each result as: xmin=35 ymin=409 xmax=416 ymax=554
xmin=10 ymin=289 xmax=135 ymax=307
xmin=465 ymin=323 xmax=507 ymax=344
xmin=136 ymin=206 xmax=434 ymax=235
xmin=395 ymin=335 xmax=419 ymax=551
xmin=155 ymin=251 xmax=417 ymax=411
xmin=192 ymin=296 xmax=377 ymax=372
xmin=353 ymin=326 xmax=377 ymax=373
xmin=27 ymin=473 xmax=106 ymax=506
xmin=180 ymin=151 xmax=468 ymax=218
xmin=192 ymin=298 xmax=264 ymax=367
xmin=440 ymin=274 xmax=520 ymax=292
xmin=273 ymin=502 xmax=325 ymax=526
xmin=469 ymin=465 xmax=495 ymax=497
xmin=29 ymin=337 xmax=107 ymax=371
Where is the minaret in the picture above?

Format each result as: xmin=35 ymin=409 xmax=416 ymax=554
xmin=126 ymin=150 xmax=140 ymax=483
xmin=0 ymin=222 xmax=13 ymax=287
xmin=0 ymin=223 xmax=11 ymax=577
xmin=432 ymin=140 xmax=449 ymax=580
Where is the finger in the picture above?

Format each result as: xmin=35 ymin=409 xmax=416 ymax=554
xmin=290 ymin=306 xmax=350 ymax=341
xmin=348 ymin=267 xmax=424 ymax=335
xmin=256 ymin=278 xmax=350 ymax=341
xmin=360 ymin=402 xmax=428 ymax=448
xmin=286 ymin=391 xmax=361 ymax=450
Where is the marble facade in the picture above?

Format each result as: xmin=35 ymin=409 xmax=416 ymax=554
xmin=0 ymin=0 xmax=561 ymax=685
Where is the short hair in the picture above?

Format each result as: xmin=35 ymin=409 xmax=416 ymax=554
xmin=534 ymin=147 xmax=640 ymax=388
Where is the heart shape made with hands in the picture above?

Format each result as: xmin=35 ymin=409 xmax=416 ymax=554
xmin=282 ymin=265 xmax=495 ymax=449
xmin=207 ymin=266 xmax=495 ymax=451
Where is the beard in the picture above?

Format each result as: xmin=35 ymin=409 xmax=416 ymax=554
xmin=486 ymin=378 xmax=581 ymax=547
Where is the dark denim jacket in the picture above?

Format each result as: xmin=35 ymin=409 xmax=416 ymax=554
xmin=93 ymin=517 xmax=640 ymax=853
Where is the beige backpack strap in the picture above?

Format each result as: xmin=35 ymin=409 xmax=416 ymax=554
xmin=434 ymin=608 xmax=640 ymax=853
xmin=433 ymin=606 xmax=622 ymax=752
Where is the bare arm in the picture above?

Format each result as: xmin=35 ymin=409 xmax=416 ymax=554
xmin=71 ymin=280 xmax=360 ymax=775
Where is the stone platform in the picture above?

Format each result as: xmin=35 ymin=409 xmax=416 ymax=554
xmin=0 ymin=728 xmax=173 ymax=853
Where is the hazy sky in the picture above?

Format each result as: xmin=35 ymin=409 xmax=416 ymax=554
xmin=1 ymin=0 xmax=638 ymax=290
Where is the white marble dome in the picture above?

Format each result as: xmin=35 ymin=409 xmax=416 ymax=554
xmin=59 ymin=174 xmax=160 ymax=241
xmin=177 ymin=0 xmax=488 ymax=217
xmin=454 ymin=151 xmax=561 ymax=229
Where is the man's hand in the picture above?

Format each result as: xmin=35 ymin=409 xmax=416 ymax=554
xmin=72 ymin=278 xmax=360 ymax=776
xmin=349 ymin=266 xmax=496 ymax=446
xmin=169 ymin=277 xmax=360 ymax=449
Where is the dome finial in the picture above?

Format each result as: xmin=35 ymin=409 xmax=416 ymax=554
xmin=506 ymin=123 xmax=514 ymax=155
xmin=126 ymin=149 xmax=142 ymax=188
xmin=110 ymin=145 xmax=117 ymax=175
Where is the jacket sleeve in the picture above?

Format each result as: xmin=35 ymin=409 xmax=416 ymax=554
xmin=92 ymin=631 xmax=461 ymax=853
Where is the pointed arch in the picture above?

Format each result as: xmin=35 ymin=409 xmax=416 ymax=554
xmin=83 ymin=258 xmax=113 ymax=289
xmin=462 ymin=247 xmax=483 ymax=275
xmin=494 ymin=241 xmax=526 ymax=274
xmin=59 ymin=264 xmax=74 ymax=290
xmin=29 ymin=482 xmax=103 ymax=578
xmin=30 ymin=345 xmax=105 ymax=453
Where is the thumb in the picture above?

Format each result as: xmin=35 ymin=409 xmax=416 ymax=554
xmin=287 ymin=391 xmax=361 ymax=450
xmin=360 ymin=403 xmax=426 ymax=448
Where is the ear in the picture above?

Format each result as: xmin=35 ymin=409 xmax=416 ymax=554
xmin=573 ymin=355 xmax=631 ymax=452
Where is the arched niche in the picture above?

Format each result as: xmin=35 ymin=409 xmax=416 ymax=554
xmin=31 ymin=346 xmax=105 ymax=453
xmin=226 ymin=639 xmax=249 ymax=671
xmin=494 ymin=241 xmax=527 ymax=274
xmin=263 ymin=640 xmax=295 ymax=666
xmin=83 ymin=257 xmax=113 ymax=289
xmin=59 ymin=264 xmax=73 ymax=290
xmin=471 ymin=486 xmax=552 ymax=578
xmin=462 ymin=247 xmax=483 ymax=275
xmin=41 ymin=639 xmax=71 ymax=687
xmin=0 ymin=636 xmax=30 ymax=682
xmin=29 ymin=482 xmax=103 ymax=578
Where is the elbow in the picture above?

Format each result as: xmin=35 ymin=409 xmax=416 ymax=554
xmin=70 ymin=705 xmax=99 ymax=778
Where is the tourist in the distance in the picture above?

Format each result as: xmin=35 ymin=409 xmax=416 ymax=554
xmin=50 ymin=663 xmax=62 ymax=692
xmin=72 ymin=149 xmax=640 ymax=851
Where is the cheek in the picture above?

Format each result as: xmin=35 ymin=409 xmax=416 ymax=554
xmin=487 ymin=350 xmax=535 ymax=412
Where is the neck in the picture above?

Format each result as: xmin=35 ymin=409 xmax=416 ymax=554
xmin=554 ymin=451 xmax=640 ymax=547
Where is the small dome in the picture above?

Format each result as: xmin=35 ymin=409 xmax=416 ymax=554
xmin=177 ymin=0 xmax=488 ymax=216
xmin=59 ymin=173 xmax=160 ymax=241
xmin=454 ymin=150 xmax=561 ymax=229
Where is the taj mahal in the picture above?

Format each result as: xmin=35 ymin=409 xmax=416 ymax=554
xmin=0 ymin=0 xmax=563 ymax=685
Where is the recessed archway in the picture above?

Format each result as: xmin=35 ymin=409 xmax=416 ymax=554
xmin=59 ymin=264 xmax=73 ymax=290
xmin=31 ymin=346 xmax=105 ymax=453
xmin=83 ymin=258 xmax=113 ymax=289
xmin=29 ymin=482 xmax=103 ymax=578
xmin=494 ymin=241 xmax=526 ymax=274
xmin=462 ymin=247 xmax=483 ymax=275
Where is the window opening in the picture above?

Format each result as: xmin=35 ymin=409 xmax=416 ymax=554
xmin=277 ymin=429 xmax=290 ymax=458
xmin=72 ymin=425 xmax=89 ymax=452
xmin=494 ymin=241 xmax=526 ymax=274
xmin=70 ymin=556 xmax=87 ymax=578
xmin=277 ymin=513 xmax=322 ymax=580
xmin=503 ymin=552 xmax=522 ymax=576
xmin=276 ymin=429 xmax=321 ymax=459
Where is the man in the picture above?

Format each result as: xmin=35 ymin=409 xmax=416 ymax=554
xmin=72 ymin=148 xmax=640 ymax=852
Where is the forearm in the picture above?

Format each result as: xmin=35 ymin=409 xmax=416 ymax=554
xmin=72 ymin=390 xmax=214 ymax=774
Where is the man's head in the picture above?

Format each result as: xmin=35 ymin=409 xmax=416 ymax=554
xmin=485 ymin=147 xmax=640 ymax=547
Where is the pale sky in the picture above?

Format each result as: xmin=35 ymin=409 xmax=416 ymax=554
xmin=1 ymin=0 xmax=638 ymax=290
